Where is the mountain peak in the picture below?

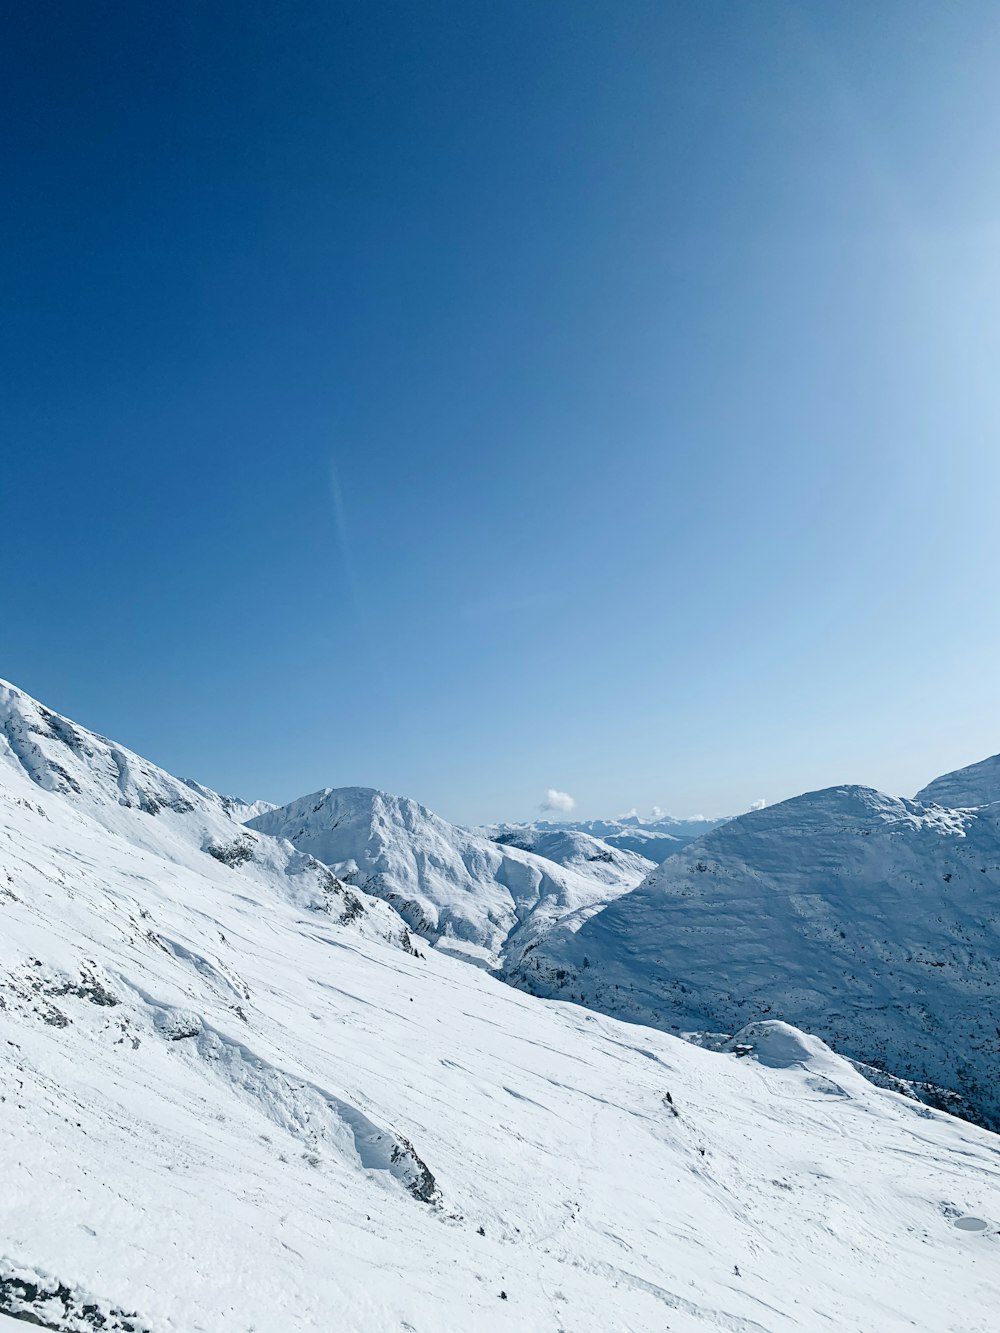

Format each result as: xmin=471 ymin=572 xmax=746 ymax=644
xmin=249 ymin=784 xmax=645 ymax=965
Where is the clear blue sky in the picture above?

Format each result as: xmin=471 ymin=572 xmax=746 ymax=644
xmin=4 ymin=1 xmax=1000 ymax=824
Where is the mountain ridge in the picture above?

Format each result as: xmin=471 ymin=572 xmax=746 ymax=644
xmin=1 ymin=679 xmax=998 ymax=1328
xmin=247 ymin=785 xmax=644 ymax=968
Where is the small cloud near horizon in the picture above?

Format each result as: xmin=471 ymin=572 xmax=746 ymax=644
xmin=541 ymin=788 xmax=576 ymax=814
xmin=748 ymin=798 xmax=767 ymax=811
xmin=617 ymin=805 xmax=727 ymax=822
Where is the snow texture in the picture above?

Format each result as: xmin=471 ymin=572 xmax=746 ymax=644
xmin=1 ymin=680 xmax=999 ymax=1330
xmin=916 ymin=752 xmax=1000 ymax=810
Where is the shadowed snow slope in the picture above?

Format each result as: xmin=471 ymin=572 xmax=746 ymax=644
xmin=506 ymin=783 xmax=1000 ymax=1129
xmin=916 ymin=752 xmax=1000 ymax=809
xmin=248 ymin=787 xmax=630 ymax=967
xmin=2 ymin=690 xmax=1000 ymax=1330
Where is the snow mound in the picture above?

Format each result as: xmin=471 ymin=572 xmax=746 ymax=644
xmin=728 ymin=1021 xmax=835 ymax=1069
xmin=723 ymin=1022 xmax=879 ymax=1092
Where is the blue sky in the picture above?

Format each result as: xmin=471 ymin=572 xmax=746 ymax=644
xmin=5 ymin=1 xmax=1000 ymax=824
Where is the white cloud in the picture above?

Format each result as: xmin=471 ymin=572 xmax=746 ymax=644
xmin=748 ymin=798 xmax=767 ymax=811
xmin=541 ymin=788 xmax=576 ymax=814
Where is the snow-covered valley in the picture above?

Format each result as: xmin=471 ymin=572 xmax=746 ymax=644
xmin=2 ymin=679 xmax=1000 ymax=1330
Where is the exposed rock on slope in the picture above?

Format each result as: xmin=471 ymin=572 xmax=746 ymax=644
xmin=182 ymin=779 xmax=278 ymax=824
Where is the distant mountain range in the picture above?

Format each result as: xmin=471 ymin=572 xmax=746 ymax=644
xmin=483 ymin=812 xmax=729 ymax=862
xmin=1 ymin=675 xmax=999 ymax=1329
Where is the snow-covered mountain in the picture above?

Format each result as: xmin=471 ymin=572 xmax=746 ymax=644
xmin=519 ymin=812 xmax=729 ymax=862
xmin=485 ymin=824 xmax=655 ymax=887
xmin=916 ymin=751 xmax=1000 ymax=809
xmin=248 ymin=787 xmax=637 ymax=968
xmin=507 ymin=781 xmax=1000 ymax=1130
xmin=0 ymin=680 xmax=411 ymax=948
xmin=182 ymin=779 xmax=278 ymax=825
xmin=2 ymin=681 xmax=999 ymax=1330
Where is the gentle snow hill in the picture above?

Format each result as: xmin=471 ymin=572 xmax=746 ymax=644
xmin=248 ymin=787 xmax=632 ymax=968
xmin=1 ymin=696 xmax=1000 ymax=1330
xmin=916 ymin=752 xmax=1000 ymax=809
xmin=507 ymin=782 xmax=1000 ymax=1130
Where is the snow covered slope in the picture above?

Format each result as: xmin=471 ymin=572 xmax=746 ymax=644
xmin=181 ymin=780 xmax=278 ymax=825
xmin=487 ymin=824 xmax=655 ymax=889
xmin=508 ymin=783 xmax=1000 ymax=1130
xmin=595 ymin=824 xmax=689 ymax=859
xmin=2 ymin=696 xmax=1000 ymax=1330
xmin=916 ymin=752 xmax=1000 ymax=809
xmin=0 ymin=681 xmax=413 ymax=949
xmin=248 ymin=787 xmax=631 ymax=967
